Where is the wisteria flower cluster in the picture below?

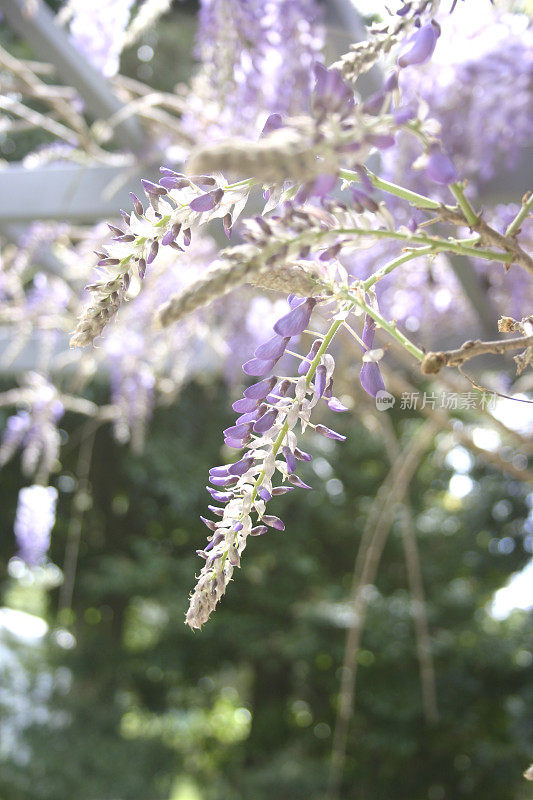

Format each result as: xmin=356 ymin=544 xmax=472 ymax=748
xmin=0 ymin=0 xmax=531 ymax=614
xmin=186 ymin=293 xmax=354 ymax=627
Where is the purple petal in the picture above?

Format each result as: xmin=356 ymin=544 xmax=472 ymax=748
xmin=189 ymin=195 xmax=211 ymax=212
xmin=361 ymin=314 xmax=376 ymax=350
xmin=294 ymin=448 xmax=312 ymax=462
xmin=209 ymin=475 xmax=239 ymax=487
xmin=208 ymin=505 xmax=224 ymax=516
xmin=271 ymin=486 xmax=295 ymax=496
xmin=289 ymin=475 xmax=312 ymax=489
xmin=261 ymin=113 xmax=283 ymax=137
xmin=232 ymin=522 xmax=243 ymax=532
xmin=274 ymin=298 xmax=316 ymax=337
xmin=251 ymin=525 xmax=268 ymax=536
xmin=223 ymin=213 xmax=232 ymax=239
xmin=228 ymin=456 xmax=255 ymax=476
xmin=206 ymin=488 xmax=234 ymax=502
xmin=200 ymin=516 xmax=217 ymax=531
xmin=354 ymin=164 xmax=373 ymax=193
xmin=130 ymin=193 xmax=144 ymax=215
xmin=326 ymin=396 xmax=349 ymax=412
xmin=363 ymin=91 xmax=386 ymax=115
xmin=314 ymin=364 xmax=327 ymax=398
xmin=294 ymin=183 xmax=311 ymax=204
xmin=159 ymin=176 xmax=190 ymax=190
xmin=190 ymin=189 xmax=223 ymax=212
xmin=253 ymin=409 xmax=278 ymax=434
xmin=309 ymin=173 xmax=338 ymax=198
xmin=142 ymin=179 xmax=167 ymax=197
xmin=298 ymin=339 xmax=322 ymax=375
xmin=319 ymin=243 xmax=342 ymax=262
xmin=257 ymin=486 xmax=272 ymax=502
xmin=384 ymin=70 xmax=399 ymax=92
xmin=244 ymin=377 xmax=277 ymax=399
xmin=360 ymin=362 xmax=386 ymax=398
xmin=190 ymin=175 xmax=217 ymax=187
xmin=224 ymin=437 xmax=250 ymax=449
xmin=232 ymin=397 xmax=259 ymax=413
xmin=267 ymin=380 xmax=292 ymax=404
xmin=161 ymin=223 xmax=181 ymax=247
xmin=315 ymin=424 xmax=346 ymax=442
xmin=351 ymin=189 xmax=379 ymax=213
xmin=397 ymin=2 xmax=412 ymax=15
xmin=146 ymin=240 xmax=159 ymax=265
xmin=282 ymin=446 xmax=297 ymax=474
xmin=242 ymin=358 xmax=277 ymax=377
xmin=393 ymin=105 xmax=417 ymax=124
xmin=223 ymin=423 xmax=252 ymax=439
xmin=209 ymin=465 xmax=230 ymax=477
xmin=426 ymin=146 xmax=457 ymax=185
xmin=235 ymin=408 xmax=261 ymax=425
xmin=313 ymin=63 xmax=355 ymax=115
xmin=262 ymin=515 xmax=285 ymax=531
xmin=367 ymin=134 xmax=395 ymax=150
xmin=255 ymin=335 xmax=290 ymax=361
xmin=398 ymin=23 xmax=439 ymax=68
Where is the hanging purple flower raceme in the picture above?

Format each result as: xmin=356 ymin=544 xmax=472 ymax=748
xmin=344 ymin=4 xmax=533 ymax=340
xmin=14 ymin=485 xmax=58 ymax=566
xmin=0 ymin=374 xmax=64 ymax=478
xmin=186 ymin=296 xmax=349 ymax=628
xmin=105 ymin=332 xmax=156 ymax=453
xmin=68 ymin=0 xmax=135 ymax=78
xmin=182 ymin=0 xmax=324 ymax=143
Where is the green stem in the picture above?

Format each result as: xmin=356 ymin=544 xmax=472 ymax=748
xmin=340 ymin=168 xmax=441 ymax=210
xmin=505 ymin=192 xmax=533 ymax=238
xmin=330 ymin=227 xmax=511 ymax=264
xmin=340 ymin=288 xmax=424 ymax=363
xmin=450 ymin=182 xmax=478 ymax=227
xmin=363 ymin=246 xmax=435 ymax=290
xmin=252 ymin=317 xmax=344 ymax=498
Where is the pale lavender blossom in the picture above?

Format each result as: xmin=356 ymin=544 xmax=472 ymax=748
xmin=183 ymin=0 xmax=323 ymax=141
xmin=397 ymin=22 xmax=440 ymax=68
xmin=14 ymin=485 xmax=58 ymax=566
xmin=385 ymin=7 xmax=533 ymax=190
xmin=0 ymin=375 xmax=64 ymax=478
xmin=68 ymin=0 xmax=135 ymax=78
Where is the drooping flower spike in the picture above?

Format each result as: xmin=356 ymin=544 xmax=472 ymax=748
xmin=185 ymin=295 xmax=349 ymax=628
xmin=14 ymin=485 xmax=58 ymax=566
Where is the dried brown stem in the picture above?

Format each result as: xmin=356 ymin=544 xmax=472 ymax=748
xmin=327 ymin=420 xmax=438 ymax=800
xmin=386 ymin=373 xmax=533 ymax=485
xmin=421 ymin=335 xmax=533 ymax=375
xmin=398 ymin=504 xmax=439 ymax=724
xmin=381 ymin=334 xmax=533 ymax=454
xmin=57 ymin=423 xmax=96 ymax=619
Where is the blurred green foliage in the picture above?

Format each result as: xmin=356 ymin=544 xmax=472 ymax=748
xmin=0 ymin=381 xmax=531 ymax=800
